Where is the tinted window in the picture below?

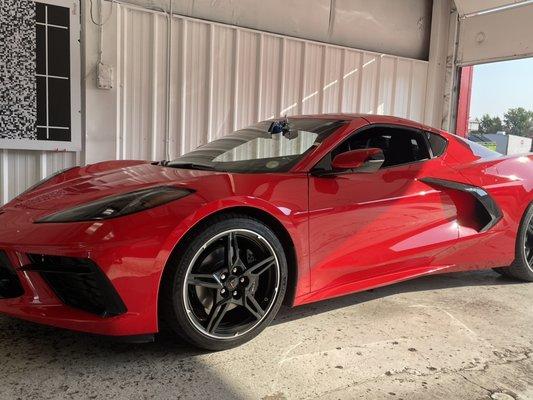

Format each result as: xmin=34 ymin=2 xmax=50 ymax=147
xmin=425 ymin=132 xmax=448 ymax=157
xmin=314 ymin=126 xmax=431 ymax=172
xmin=168 ymin=119 xmax=346 ymax=173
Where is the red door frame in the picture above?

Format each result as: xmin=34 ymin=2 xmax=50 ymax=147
xmin=455 ymin=66 xmax=474 ymax=137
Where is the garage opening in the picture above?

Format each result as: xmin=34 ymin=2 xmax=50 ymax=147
xmin=457 ymin=58 xmax=533 ymax=154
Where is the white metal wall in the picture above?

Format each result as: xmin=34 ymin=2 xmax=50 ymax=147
xmin=93 ymin=2 xmax=429 ymax=163
xmin=1 ymin=1 xmax=430 ymax=204
xmin=0 ymin=149 xmax=78 ymax=205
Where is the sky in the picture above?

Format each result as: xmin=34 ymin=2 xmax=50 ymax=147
xmin=470 ymin=57 xmax=533 ymax=120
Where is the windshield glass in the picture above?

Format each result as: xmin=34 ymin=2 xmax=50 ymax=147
xmin=168 ymin=118 xmax=346 ymax=173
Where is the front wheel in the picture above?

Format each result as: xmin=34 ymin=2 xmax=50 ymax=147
xmin=160 ymin=215 xmax=288 ymax=350
xmin=494 ymin=203 xmax=533 ymax=281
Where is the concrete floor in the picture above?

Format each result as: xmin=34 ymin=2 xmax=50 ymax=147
xmin=0 ymin=270 xmax=531 ymax=400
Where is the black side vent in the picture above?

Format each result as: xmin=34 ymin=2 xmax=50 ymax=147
xmin=25 ymin=255 xmax=126 ymax=317
xmin=420 ymin=177 xmax=503 ymax=232
xmin=0 ymin=251 xmax=24 ymax=299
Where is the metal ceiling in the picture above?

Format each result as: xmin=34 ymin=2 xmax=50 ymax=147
xmin=111 ymin=0 xmax=433 ymax=60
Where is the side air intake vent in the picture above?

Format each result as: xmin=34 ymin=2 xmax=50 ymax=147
xmin=420 ymin=178 xmax=503 ymax=232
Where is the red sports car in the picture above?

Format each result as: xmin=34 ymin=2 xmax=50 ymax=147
xmin=0 ymin=115 xmax=532 ymax=350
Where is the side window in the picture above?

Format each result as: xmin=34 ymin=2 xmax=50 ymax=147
xmin=425 ymin=132 xmax=448 ymax=157
xmin=314 ymin=126 xmax=431 ymax=172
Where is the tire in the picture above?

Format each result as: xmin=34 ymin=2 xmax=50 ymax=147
xmin=160 ymin=214 xmax=288 ymax=351
xmin=494 ymin=203 xmax=533 ymax=282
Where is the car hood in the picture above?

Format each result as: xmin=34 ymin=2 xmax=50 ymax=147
xmin=6 ymin=161 xmax=226 ymax=211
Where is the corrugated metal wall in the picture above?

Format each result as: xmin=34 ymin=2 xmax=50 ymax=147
xmin=109 ymin=3 xmax=429 ymax=162
xmin=1 ymin=1 xmax=430 ymax=204
xmin=0 ymin=149 xmax=78 ymax=204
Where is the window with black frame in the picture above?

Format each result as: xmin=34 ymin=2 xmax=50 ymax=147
xmin=35 ymin=2 xmax=71 ymax=142
xmin=314 ymin=127 xmax=432 ymax=173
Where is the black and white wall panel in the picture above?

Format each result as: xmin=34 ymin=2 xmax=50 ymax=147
xmin=0 ymin=0 xmax=36 ymax=141
xmin=0 ymin=0 xmax=80 ymax=151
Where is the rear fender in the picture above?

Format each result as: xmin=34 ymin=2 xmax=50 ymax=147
xmin=455 ymin=155 xmax=533 ymax=227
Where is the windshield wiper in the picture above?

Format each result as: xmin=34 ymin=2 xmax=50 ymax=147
xmin=152 ymin=160 xmax=168 ymax=166
xmin=166 ymin=162 xmax=217 ymax=171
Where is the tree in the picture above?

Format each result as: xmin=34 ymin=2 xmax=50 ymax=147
xmin=503 ymin=107 xmax=533 ymax=137
xmin=478 ymin=114 xmax=503 ymax=134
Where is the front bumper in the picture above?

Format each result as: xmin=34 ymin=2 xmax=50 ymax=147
xmin=0 ymin=247 xmax=161 ymax=336
xmin=0 ymin=201 xmax=192 ymax=337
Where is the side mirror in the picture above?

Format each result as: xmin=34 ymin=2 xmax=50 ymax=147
xmin=331 ymin=148 xmax=385 ymax=173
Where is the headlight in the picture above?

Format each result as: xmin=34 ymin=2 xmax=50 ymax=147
xmin=37 ymin=186 xmax=193 ymax=223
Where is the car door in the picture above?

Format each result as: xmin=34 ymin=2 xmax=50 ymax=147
xmin=308 ymin=125 xmax=461 ymax=296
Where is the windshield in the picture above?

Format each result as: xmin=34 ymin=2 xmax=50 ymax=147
xmin=168 ymin=118 xmax=346 ymax=173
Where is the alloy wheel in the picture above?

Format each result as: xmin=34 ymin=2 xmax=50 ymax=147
xmin=182 ymin=229 xmax=280 ymax=339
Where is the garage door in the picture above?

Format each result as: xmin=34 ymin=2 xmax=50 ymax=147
xmin=455 ymin=0 xmax=533 ymax=65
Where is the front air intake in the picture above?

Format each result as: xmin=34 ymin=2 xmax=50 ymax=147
xmin=26 ymin=255 xmax=127 ymax=317
xmin=0 ymin=251 xmax=24 ymax=299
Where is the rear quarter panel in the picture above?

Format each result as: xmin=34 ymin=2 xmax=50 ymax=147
xmin=458 ymin=154 xmax=533 ymax=229
xmin=449 ymin=154 xmax=533 ymax=271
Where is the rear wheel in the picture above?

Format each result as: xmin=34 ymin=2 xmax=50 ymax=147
xmin=493 ymin=203 xmax=533 ymax=281
xmin=160 ymin=215 xmax=288 ymax=350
